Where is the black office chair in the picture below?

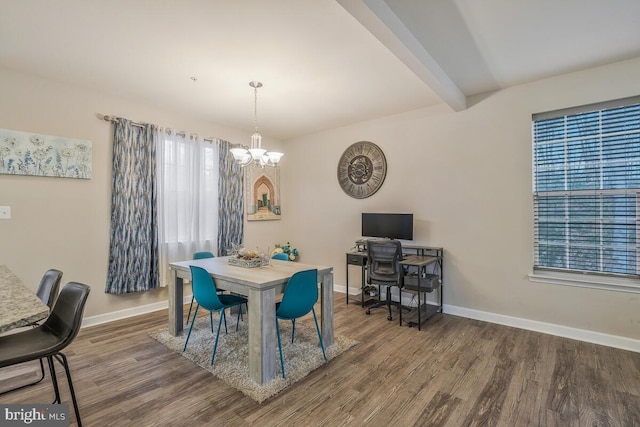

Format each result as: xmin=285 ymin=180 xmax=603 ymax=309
xmin=1 ymin=269 xmax=63 ymax=395
xmin=0 ymin=282 xmax=91 ymax=427
xmin=365 ymin=239 xmax=405 ymax=322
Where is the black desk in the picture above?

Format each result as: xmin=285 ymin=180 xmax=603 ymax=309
xmin=400 ymin=254 xmax=442 ymax=330
xmin=345 ymin=245 xmax=444 ymax=329
xmin=345 ymin=251 xmax=369 ymax=307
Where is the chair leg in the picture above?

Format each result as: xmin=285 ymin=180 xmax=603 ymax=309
xmin=239 ymin=303 xmax=247 ymax=322
xmin=386 ymin=286 xmax=393 ymax=321
xmin=0 ymin=358 xmax=46 ymax=397
xmin=311 ymin=308 xmax=328 ymax=362
xmin=210 ymin=311 xmax=214 ymax=332
xmin=275 ymin=319 xmax=286 ymax=378
xmin=365 ymin=283 xmax=388 ymax=315
xmin=291 ymin=319 xmax=296 ymax=343
xmin=222 ymin=311 xmax=228 ymax=334
xmin=183 ymin=305 xmax=199 ymax=352
xmin=54 ymin=353 xmax=83 ymax=427
xmin=46 ymin=355 xmax=62 ymax=405
xmin=45 ymin=354 xmax=83 ymax=427
xmin=210 ymin=312 xmax=225 ymax=366
xmin=37 ymin=358 xmax=45 ymax=384
xmin=398 ymin=285 xmax=403 ymax=326
xmin=186 ymin=296 xmax=196 ymax=325
xmin=235 ymin=304 xmax=243 ymax=332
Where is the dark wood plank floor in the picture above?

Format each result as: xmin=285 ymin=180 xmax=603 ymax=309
xmin=2 ymin=293 xmax=639 ymax=426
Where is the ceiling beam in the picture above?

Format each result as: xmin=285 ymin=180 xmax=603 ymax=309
xmin=338 ymin=0 xmax=467 ymax=111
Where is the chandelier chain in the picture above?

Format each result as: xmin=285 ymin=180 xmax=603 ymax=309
xmin=254 ymin=84 xmax=259 ymax=133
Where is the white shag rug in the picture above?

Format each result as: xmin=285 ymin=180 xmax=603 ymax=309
xmin=149 ymin=314 xmax=357 ymax=403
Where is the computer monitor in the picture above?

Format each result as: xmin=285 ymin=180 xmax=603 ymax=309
xmin=361 ymin=213 xmax=413 ymax=240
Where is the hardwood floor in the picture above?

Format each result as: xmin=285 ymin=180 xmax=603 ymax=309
xmin=2 ymin=293 xmax=639 ymax=426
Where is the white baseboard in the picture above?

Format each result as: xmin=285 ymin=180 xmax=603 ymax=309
xmin=83 ymin=287 xmax=639 ymax=353
xmin=333 ymin=284 xmax=349 ymax=295
xmin=337 ymin=283 xmax=639 ymax=352
xmin=82 ymin=295 xmax=193 ymax=329
xmin=443 ymin=304 xmax=640 ymax=353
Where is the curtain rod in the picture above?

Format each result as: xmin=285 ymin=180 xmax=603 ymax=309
xmin=99 ymin=114 xmax=215 ymax=142
xmin=101 ymin=114 xmax=145 ymax=128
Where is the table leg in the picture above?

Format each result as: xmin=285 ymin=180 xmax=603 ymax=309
xmin=345 ymin=255 xmax=349 ymax=305
xmin=417 ymin=274 xmax=422 ymax=331
xmin=360 ymin=264 xmax=365 ymax=308
xmin=248 ymin=287 xmax=276 ymax=384
xmin=320 ymin=271 xmax=334 ymax=347
xmin=168 ymin=270 xmax=183 ymax=337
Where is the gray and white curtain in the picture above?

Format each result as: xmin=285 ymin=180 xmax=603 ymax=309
xmin=217 ymin=139 xmax=244 ymax=256
xmin=106 ymin=119 xmax=159 ymax=294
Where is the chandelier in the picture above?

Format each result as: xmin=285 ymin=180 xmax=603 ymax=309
xmin=230 ymin=81 xmax=283 ymax=167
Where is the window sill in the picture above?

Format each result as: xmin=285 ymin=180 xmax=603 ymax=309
xmin=528 ymin=271 xmax=640 ymax=294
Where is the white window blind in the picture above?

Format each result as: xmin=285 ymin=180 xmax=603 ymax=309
xmin=533 ymin=96 xmax=640 ymax=277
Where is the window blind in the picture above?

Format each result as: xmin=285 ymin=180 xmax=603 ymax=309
xmin=533 ymin=96 xmax=640 ymax=277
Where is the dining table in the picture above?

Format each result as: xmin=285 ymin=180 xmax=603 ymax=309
xmin=0 ymin=265 xmax=49 ymax=334
xmin=169 ymin=256 xmax=334 ymax=385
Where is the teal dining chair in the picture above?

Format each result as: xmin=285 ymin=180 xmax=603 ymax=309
xmin=186 ymin=251 xmax=215 ymax=325
xmin=271 ymin=252 xmax=289 ymax=261
xmin=183 ymin=266 xmax=248 ymax=366
xmin=275 ymin=269 xmax=327 ymax=378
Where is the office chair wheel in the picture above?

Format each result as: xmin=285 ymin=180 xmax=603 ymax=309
xmin=365 ymin=309 xmax=371 ymax=315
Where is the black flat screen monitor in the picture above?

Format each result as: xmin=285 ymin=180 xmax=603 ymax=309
xmin=361 ymin=213 xmax=413 ymax=240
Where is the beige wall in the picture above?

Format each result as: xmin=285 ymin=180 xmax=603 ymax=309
xmin=3 ymin=56 xmax=640 ymax=341
xmin=284 ymin=57 xmax=640 ymax=340
xmin=0 ymin=67 xmax=284 ymax=318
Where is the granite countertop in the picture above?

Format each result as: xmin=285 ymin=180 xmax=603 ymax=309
xmin=0 ymin=265 xmax=49 ymax=333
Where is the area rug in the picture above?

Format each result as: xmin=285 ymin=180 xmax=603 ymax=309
xmin=149 ymin=314 xmax=357 ymax=403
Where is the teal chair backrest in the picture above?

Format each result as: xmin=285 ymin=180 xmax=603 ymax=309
xmin=193 ymin=251 xmax=215 ymax=260
xmin=189 ymin=266 xmax=224 ymax=311
xmin=277 ymin=269 xmax=318 ymax=319
xmin=272 ymin=252 xmax=289 ymax=261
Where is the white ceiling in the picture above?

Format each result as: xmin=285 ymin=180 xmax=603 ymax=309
xmin=1 ymin=0 xmax=640 ymax=140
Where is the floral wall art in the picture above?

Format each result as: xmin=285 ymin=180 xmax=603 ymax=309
xmin=0 ymin=128 xmax=92 ymax=179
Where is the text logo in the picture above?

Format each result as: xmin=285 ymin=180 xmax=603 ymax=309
xmin=1 ymin=405 xmax=68 ymax=426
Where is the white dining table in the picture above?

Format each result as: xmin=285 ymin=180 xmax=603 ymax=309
xmin=168 ymin=256 xmax=334 ymax=384
xmin=0 ymin=265 xmax=49 ymax=334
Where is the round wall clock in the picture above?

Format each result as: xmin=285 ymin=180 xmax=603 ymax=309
xmin=337 ymin=141 xmax=387 ymax=199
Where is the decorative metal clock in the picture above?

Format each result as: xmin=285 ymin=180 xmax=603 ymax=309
xmin=337 ymin=141 xmax=387 ymax=199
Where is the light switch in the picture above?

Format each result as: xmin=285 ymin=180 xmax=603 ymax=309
xmin=0 ymin=206 xmax=11 ymax=219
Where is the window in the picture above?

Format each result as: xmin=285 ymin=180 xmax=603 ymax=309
xmin=159 ymin=137 xmax=218 ymax=245
xmin=157 ymin=131 xmax=219 ymax=286
xmin=533 ymin=96 xmax=640 ymax=278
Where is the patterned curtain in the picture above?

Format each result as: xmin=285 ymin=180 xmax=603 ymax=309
xmin=106 ymin=119 xmax=160 ymax=294
xmin=217 ymin=139 xmax=244 ymax=255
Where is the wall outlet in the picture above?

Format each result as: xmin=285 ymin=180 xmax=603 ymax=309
xmin=0 ymin=206 xmax=11 ymax=219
